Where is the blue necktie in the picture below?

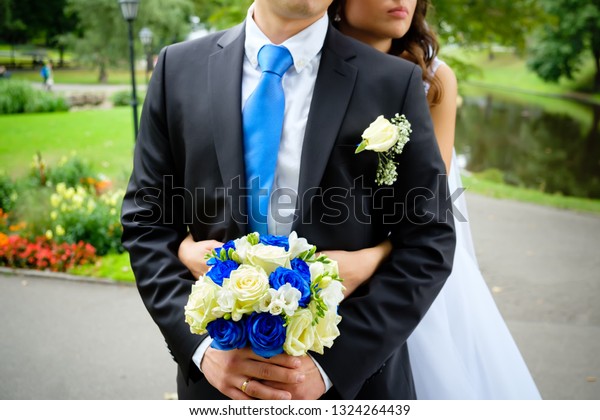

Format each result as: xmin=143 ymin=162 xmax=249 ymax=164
xmin=243 ymin=45 xmax=293 ymax=235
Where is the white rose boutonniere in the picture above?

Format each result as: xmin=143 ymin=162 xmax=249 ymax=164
xmin=355 ymin=114 xmax=412 ymax=185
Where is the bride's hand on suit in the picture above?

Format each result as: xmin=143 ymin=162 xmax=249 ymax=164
xmin=321 ymin=240 xmax=392 ymax=297
xmin=177 ymin=234 xmax=223 ymax=279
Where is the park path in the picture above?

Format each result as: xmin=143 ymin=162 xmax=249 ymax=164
xmin=0 ymin=192 xmax=599 ymax=399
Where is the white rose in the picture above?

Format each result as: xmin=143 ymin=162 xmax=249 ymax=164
xmin=311 ymin=310 xmax=341 ymax=354
xmin=361 ymin=115 xmax=400 ymax=152
xmin=283 ymin=308 xmax=315 ymax=356
xmin=184 ymin=277 xmax=221 ymax=334
xmin=288 ymin=231 xmax=313 ymax=259
xmin=246 ymin=243 xmax=291 ymax=275
xmin=226 ymin=265 xmax=269 ymax=321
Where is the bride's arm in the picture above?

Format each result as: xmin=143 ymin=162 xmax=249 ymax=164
xmin=428 ymin=63 xmax=457 ymax=174
xmin=321 ymin=240 xmax=392 ymax=298
xmin=178 ymin=234 xmax=392 ymax=298
xmin=178 ymin=234 xmax=223 ymax=279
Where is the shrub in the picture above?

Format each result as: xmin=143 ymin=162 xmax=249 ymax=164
xmin=0 ymin=235 xmax=96 ymax=272
xmin=4 ymin=155 xmax=124 ymax=259
xmin=112 ymin=90 xmax=145 ymax=107
xmin=28 ymin=153 xmax=99 ymax=190
xmin=47 ymin=183 xmax=124 ymax=256
xmin=0 ymin=79 xmax=69 ymax=114
xmin=0 ymin=172 xmax=18 ymax=213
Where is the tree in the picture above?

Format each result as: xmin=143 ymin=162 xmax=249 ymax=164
xmin=0 ymin=0 xmax=27 ymax=66
xmin=0 ymin=0 xmax=77 ymax=51
xmin=528 ymin=0 xmax=600 ymax=92
xmin=430 ymin=0 xmax=543 ymax=54
xmin=66 ymin=0 xmax=193 ymax=82
xmin=191 ymin=0 xmax=251 ymax=30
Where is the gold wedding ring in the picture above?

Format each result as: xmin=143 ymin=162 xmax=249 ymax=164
xmin=241 ymin=378 xmax=252 ymax=393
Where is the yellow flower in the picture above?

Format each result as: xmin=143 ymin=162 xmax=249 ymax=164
xmin=50 ymin=211 xmax=58 ymax=220
xmin=45 ymin=230 xmax=53 ymax=240
xmin=50 ymin=194 xmax=60 ymax=208
xmin=55 ymin=225 xmax=65 ymax=236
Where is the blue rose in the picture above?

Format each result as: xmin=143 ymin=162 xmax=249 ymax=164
xmin=206 ymin=259 xmax=240 ymax=286
xmin=290 ymin=258 xmax=310 ymax=283
xmin=259 ymin=234 xmax=289 ymax=251
xmin=269 ymin=266 xmax=311 ymax=307
xmin=207 ymin=318 xmax=247 ymax=351
xmin=246 ymin=312 xmax=286 ymax=358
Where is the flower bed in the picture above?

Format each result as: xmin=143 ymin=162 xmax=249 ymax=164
xmin=0 ymin=154 xmax=124 ymax=273
xmin=0 ymin=235 xmax=96 ymax=272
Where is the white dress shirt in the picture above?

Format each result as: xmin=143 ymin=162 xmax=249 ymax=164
xmin=242 ymin=6 xmax=327 ymax=235
xmin=193 ymin=5 xmax=333 ymax=392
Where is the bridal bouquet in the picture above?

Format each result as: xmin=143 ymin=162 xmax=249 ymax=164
xmin=184 ymin=232 xmax=344 ymax=358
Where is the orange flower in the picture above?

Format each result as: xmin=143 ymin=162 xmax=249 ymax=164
xmin=8 ymin=221 xmax=27 ymax=232
xmin=94 ymin=179 xmax=113 ymax=195
xmin=0 ymin=232 xmax=8 ymax=247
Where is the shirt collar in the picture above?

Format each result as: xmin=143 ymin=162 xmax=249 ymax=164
xmin=244 ymin=3 xmax=329 ymax=73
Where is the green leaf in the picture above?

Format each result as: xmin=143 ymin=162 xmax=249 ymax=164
xmin=355 ymin=141 xmax=367 ymax=154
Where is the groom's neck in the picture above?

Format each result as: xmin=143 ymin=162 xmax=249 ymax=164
xmin=252 ymin=1 xmax=328 ymax=45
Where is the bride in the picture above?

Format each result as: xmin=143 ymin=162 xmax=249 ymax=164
xmin=179 ymin=0 xmax=541 ymax=400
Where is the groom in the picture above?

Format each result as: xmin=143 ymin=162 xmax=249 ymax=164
xmin=121 ymin=0 xmax=455 ymax=400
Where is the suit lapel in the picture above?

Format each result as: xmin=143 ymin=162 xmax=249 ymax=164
xmin=208 ymin=23 xmax=246 ymax=235
xmin=293 ymin=27 xmax=358 ymax=231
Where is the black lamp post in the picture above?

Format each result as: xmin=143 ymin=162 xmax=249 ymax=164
xmin=139 ymin=27 xmax=153 ymax=84
xmin=118 ymin=0 xmax=140 ymax=142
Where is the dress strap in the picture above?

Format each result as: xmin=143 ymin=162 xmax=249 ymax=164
xmin=423 ymin=57 xmax=444 ymax=95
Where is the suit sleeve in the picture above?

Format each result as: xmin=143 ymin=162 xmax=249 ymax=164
xmin=120 ymin=46 xmax=205 ymax=383
xmin=312 ymin=65 xmax=456 ymax=399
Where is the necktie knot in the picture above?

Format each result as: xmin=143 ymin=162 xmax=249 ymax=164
xmin=258 ymin=44 xmax=293 ymax=78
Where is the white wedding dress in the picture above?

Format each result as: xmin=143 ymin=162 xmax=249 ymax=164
xmin=406 ymin=59 xmax=541 ymax=399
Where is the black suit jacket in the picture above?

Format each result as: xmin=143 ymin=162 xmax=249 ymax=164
xmin=121 ymin=22 xmax=455 ymax=400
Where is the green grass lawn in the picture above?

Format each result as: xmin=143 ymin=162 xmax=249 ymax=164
xmin=0 ymin=108 xmax=134 ymax=183
xmin=463 ymin=172 xmax=600 ymax=215
xmin=446 ymin=49 xmax=600 ymax=103
xmin=69 ymin=252 xmax=135 ymax=282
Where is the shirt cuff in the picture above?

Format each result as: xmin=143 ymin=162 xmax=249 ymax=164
xmin=308 ymin=354 xmax=333 ymax=392
xmin=192 ymin=337 xmax=213 ymax=373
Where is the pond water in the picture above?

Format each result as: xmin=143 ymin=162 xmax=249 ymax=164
xmin=455 ymin=90 xmax=600 ymax=199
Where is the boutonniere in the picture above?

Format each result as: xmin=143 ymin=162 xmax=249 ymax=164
xmin=355 ymin=114 xmax=412 ymax=186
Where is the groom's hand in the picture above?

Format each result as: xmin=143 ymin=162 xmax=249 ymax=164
xmin=262 ymin=356 xmax=326 ymax=400
xmin=201 ymin=347 xmax=305 ymax=400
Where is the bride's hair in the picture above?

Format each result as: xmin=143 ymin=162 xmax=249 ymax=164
xmin=329 ymin=0 xmax=443 ymax=106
